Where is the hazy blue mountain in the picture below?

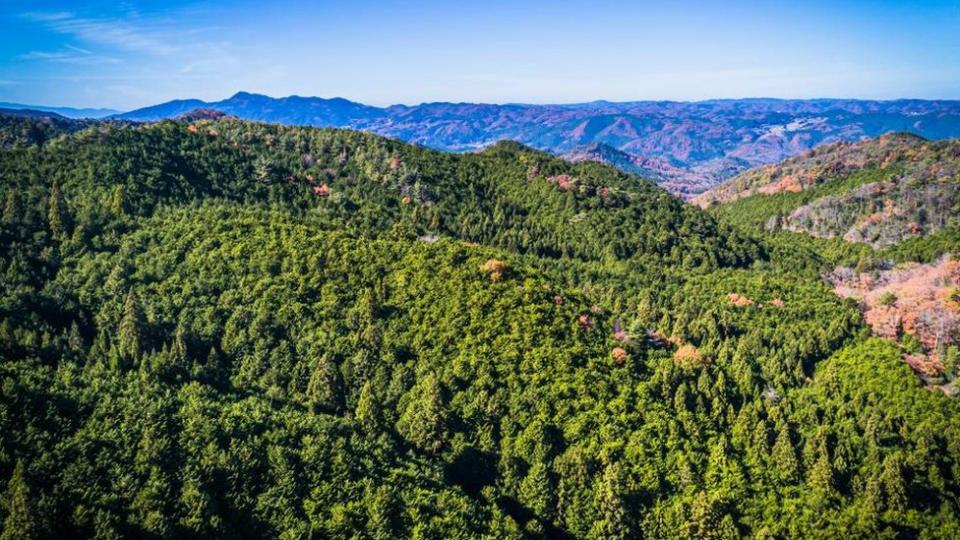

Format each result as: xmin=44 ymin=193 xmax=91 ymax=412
xmin=0 ymin=101 xmax=121 ymax=119
xmin=116 ymin=92 xmax=384 ymax=125
xmin=0 ymin=107 xmax=69 ymax=119
xmin=106 ymin=98 xmax=209 ymax=121
xmin=115 ymin=93 xmax=960 ymax=195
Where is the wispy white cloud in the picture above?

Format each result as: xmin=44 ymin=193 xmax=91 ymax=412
xmin=66 ymin=44 xmax=93 ymax=55
xmin=21 ymin=11 xmax=73 ymax=22
xmin=8 ymin=4 xmax=304 ymax=109
xmin=18 ymin=51 xmax=71 ymax=61
xmin=21 ymin=11 xmax=179 ymax=55
xmin=18 ymin=44 xmax=119 ymax=65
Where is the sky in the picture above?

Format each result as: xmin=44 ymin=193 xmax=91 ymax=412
xmin=1 ymin=0 xmax=959 ymax=111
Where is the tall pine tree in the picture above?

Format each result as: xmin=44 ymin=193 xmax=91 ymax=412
xmin=308 ymin=354 xmax=344 ymax=413
xmin=1 ymin=461 xmax=40 ymax=540
xmin=590 ymin=462 xmax=632 ymax=540
xmin=116 ymin=289 xmax=143 ymax=368
xmin=47 ymin=181 xmax=69 ymax=239
xmin=396 ymin=373 xmax=449 ymax=453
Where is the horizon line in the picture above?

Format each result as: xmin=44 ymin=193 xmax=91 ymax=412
xmin=5 ymin=91 xmax=960 ymax=115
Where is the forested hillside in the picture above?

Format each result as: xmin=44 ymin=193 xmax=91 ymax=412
xmin=696 ymin=133 xmax=960 ymax=249
xmin=700 ymin=132 xmax=960 ymax=396
xmin=0 ymin=110 xmax=98 ymax=150
xmin=1 ymin=116 xmax=959 ymax=538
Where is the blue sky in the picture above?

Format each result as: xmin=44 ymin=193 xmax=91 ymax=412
xmin=1 ymin=0 xmax=959 ymax=110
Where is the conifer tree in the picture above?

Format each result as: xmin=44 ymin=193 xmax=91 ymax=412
xmin=519 ymin=461 xmax=555 ymax=519
xmin=688 ymin=491 xmax=721 ymax=540
xmin=717 ymin=514 xmax=741 ymax=540
xmin=47 ymin=181 xmax=69 ymax=238
xmin=354 ymin=288 xmax=381 ymax=351
xmin=1 ymin=461 xmax=40 ymax=540
xmin=772 ymin=424 xmax=799 ymax=483
xmin=67 ymin=321 xmax=84 ymax=351
xmin=308 ymin=354 xmax=344 ymax=413
xmin=2 ymin=191 xmax=20 ymax=224
xmin=365 ymin=484 xmax=400 ymax=540
xmin=590 ymin=462 xmax=631 ymax=540
xmin=881 ymin=453 xmax=908 ymax=514
xmin=355 ymin=381 xmax=383 ymax=431
xmin=172 ymin=320 xmax=189 ymax=366
xmin=396 ymin=373 xmax=449 ymax=453
xmin=110 ymin=185 xmax=127 ymax=217
xmin=117 ymin=289 xmax=143 ymax=366
xmin=152 ymin=319 xmax=190 ymax=381
xmin=807 ymin=443 xmax=835 ymax=498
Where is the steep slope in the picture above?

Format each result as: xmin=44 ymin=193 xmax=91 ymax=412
xmin=700 ymin=132 xmax=960 ymax=390
xmin=113 ymin=95 xmax=960 ymax=195
xmin=697 ymin=133 xmax=960 ymax=249
xmin=0 ymin=107 xmax=70 ymax=119
xmin=696 ymin=133 xmax=927 ymax=205
xmin=107 ymin=98 xmax=210 ymax=121
xmin=2 ymin=115 xmax=960 ymax=538
xmin=826 ymin=258 xmax=960 ymax=388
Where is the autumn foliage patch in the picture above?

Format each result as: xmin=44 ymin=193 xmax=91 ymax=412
xmin=611 ymin=347 xmax=629 ymax=365
xmin=673 ymin=343 xmax=709 ymax=368
xmin=727 ymin=293 xmax=755 ymax=307
xmin=479 ymin=259 xmax=508 ymax=281
xmin=829 ymin=257 xmax=960 ymax=373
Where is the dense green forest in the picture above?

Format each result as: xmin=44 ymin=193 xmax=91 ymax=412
xmin=1 ymin=116 xmax=958 ymax=538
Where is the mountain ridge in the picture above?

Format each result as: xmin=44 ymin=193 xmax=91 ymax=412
xmin=111 ymin=93 xmax=960 ymax=196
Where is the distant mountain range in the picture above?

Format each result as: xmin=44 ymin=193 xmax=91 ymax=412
xmin=0 ymin=101 xmax=120 ymax=119
xmin=0 ymin=107 xmax=68 ymax=119
xmin=11 ymin=92 xmax=960 ymax=195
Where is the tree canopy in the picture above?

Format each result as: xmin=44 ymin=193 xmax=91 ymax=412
xmin=1 ymin=116 xmax=958 ymax=538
